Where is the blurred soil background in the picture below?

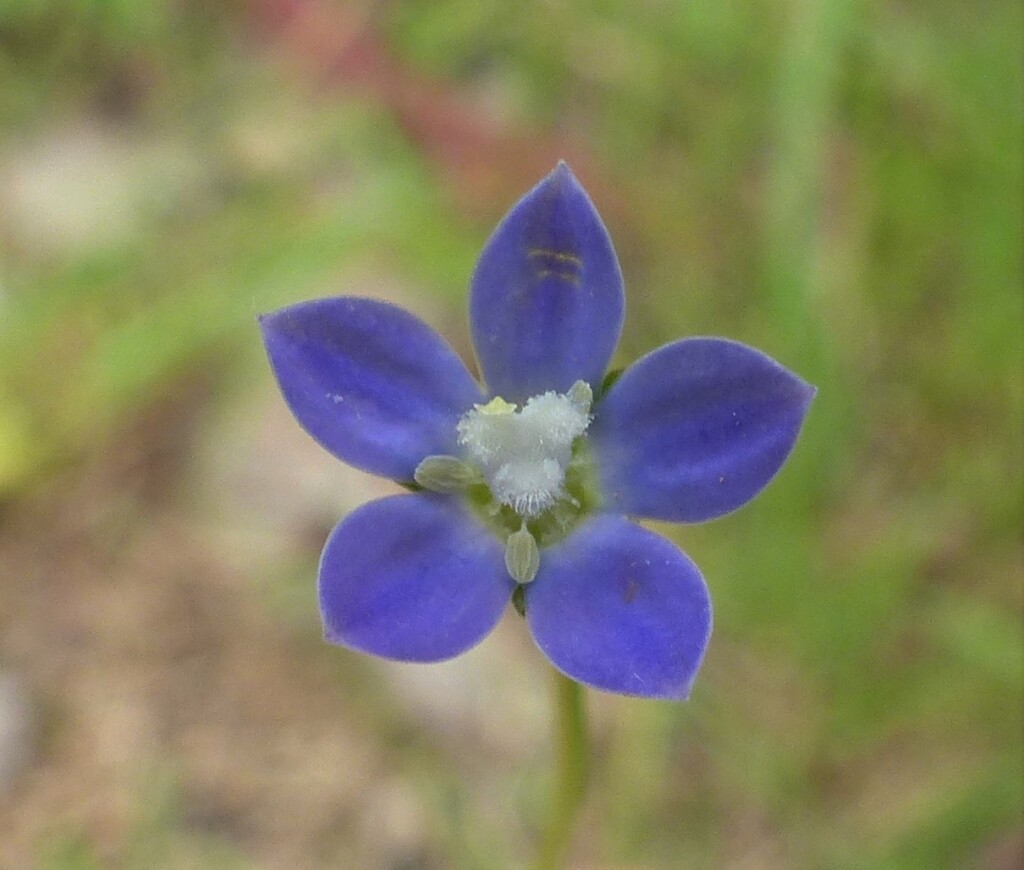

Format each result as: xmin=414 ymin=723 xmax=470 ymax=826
xmin=0 ymin=1 xmax=1021 ymax=868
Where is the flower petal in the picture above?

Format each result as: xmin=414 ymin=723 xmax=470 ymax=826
xmin=260 ymin=297 xmax=483 ymax=481
xmin=590 ymin=338 xmax=815 ymax=522
xmin=470 ymin=162 xmax=625 ymax=402
xmin=319 ymin=494 xmax=512 ymax=662
xmin=526 ymin=516 xmax=711 ymax=699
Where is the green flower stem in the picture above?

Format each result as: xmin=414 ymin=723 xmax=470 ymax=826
xmin=534 ymin=670 xmax=588 ymax=870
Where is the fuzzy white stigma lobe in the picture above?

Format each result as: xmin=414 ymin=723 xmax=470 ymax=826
xmin=457 ymin=382 xmax=592 ymax=518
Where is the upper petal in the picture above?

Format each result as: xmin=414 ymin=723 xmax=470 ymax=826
xmin=319 ymin=494 xmax=512 ymax=662
xmin=526 ymin=515 xmax=712 ymax=699
xmin=260 ymin=297 xmax=483 ymax=481
xmin=470 ymin=162 xmax=625 ymax=402
xmin=589 ymin=337 xmax=815 ymax=522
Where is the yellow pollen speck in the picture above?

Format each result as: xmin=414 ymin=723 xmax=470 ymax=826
xmin=476 ymin=396 xmax=517 ymax=415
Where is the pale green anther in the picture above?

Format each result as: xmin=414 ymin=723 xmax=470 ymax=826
xmin=568 ymin=380 xmax=593 ymax=413
xmin=413 ymin=455 xmax=481 ymax=493
xmin=505 ymin=524 xmax=540 ymax=584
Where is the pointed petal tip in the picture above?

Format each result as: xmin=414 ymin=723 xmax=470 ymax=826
xmin=792 ymin=375 xmax=818 ymax=420
xmin=257 ymin=303 xmax=298 ymax=340
xmin=548 ymin=159 xmax=582 ymax=192
xmin=549 ymin=664 xmax=703 ymax=701
xmin=256 ymin=312 xmax=279 ymax=337
xmin=551 ymin=158 xmax=573 ymax=178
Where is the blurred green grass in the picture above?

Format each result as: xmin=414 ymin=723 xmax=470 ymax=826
xmin=1 ymin=0 xmax=1020 ymax=867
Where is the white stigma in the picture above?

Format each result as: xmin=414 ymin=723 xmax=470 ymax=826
xmin=457 ymin=382 xmax=592 ymax=518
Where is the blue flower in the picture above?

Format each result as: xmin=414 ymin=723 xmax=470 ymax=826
xmin=259 ymin=162 xmax=815 ymax=699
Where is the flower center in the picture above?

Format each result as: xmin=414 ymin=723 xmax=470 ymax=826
xmin=412 ymin=380 xmax=600 ymax=585
xmin=456 ymin=382 xmax=593 ymax=519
